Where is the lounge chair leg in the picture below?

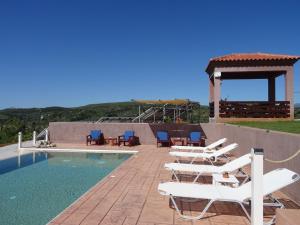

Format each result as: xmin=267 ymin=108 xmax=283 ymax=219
xmin=193 ymin=172 xmax=203 ymax=183
xmin=241 ymin=175 xmax=250 ymax=185
xmin=239 ymin=203 xmax=251 ymax=221
xmin=263 ymin=195 xmax=284 ymax=225
xmin=208 ymin=158 xmax=215 ymax=165
xmin=190 ymin=157 xmax=196 ymax=164
xmin=170 ymin=195 xmax=214 ymax=220
xmin=172 ymin=170 xmax=180 ymax=182
xmin=235 ymin=169 xmax=250 ymax=185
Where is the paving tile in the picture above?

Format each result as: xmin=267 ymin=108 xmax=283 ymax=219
xmin=136 ymin=222 xmax=155 ymax=225
xmin=80 ymin=212 xmax=103 ymax=225
xmin=122 ymin=216 xmax=139 ymax=225
xmin=210 ymin=215 xmax=247 ymax=224
xmin=99 ymin=210 xmax=127 ymax=225
xmin=60 ymin=212 xmax=88 ymax=225
xmin=50 ymin=212 xmax=72 ymax=224
xmin=139 ymin=201 xmax=174 ymax=224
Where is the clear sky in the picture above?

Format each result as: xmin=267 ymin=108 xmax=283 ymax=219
xmin=0 ymin=0 xmax=299 ymax=109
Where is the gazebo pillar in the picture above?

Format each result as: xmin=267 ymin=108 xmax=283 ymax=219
xmin=268 ymin=76 xmax=276 ymax=102
xmin=209 ymin=78 xmax=214 ymax=102
xmin=285 ymin=67 xmax=294 ymax=119
xmin=213 ymin=72 xmax=221 ymax=120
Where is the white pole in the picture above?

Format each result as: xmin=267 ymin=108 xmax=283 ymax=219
xmin=18 ymin=152 xmax=21 ymax=167
xmin=138 ymin=106 xmax=141 ymax=123
xmin=18 ymin=132 xmax=22 ymax=150
xmin=33 ymin=131 xmax=36 ymax=146
xmin=251 ymin=148 xmax=264 ymax=225
xmin=45 ymin=129 xmax=49 ymax=142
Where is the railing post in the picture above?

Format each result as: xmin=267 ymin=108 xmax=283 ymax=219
xmin=138 ymin=106 xmax=141 ymax=123
xmin=18 ymin=132 xmax=22 ymax=150
xmin=45 ymin=129 xmax=49 ymax=142
xmin=33 ymin=131 xmax=36 ymax=147
xmin=251 ymin=148 xmax=264 ymax=225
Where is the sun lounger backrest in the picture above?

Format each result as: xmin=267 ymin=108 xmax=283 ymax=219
xmin=90 ymin=130 xmax=101 ymax=140
xmin=262 ymin=168 xmax=300 ymax=196
xmin=213 ymin=143 xmax=238 ymax=158
xmin=221 ymin=153 xmax=251 ymax=172
xmin=190 ymin=132 xmax=201 ymax=141
xmin=206 ymin=138 xmax=227 ymax=150
xmin=124 ymin=130 xmax=134 ymax=141
xmin=157 ymin=131 xmax=169 ymax=141
xmin=237 ymin=168 xmax=300 ymax=201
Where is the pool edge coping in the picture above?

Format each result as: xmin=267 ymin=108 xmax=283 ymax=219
xmin=19 ymin=147 xmax=138 ymax=154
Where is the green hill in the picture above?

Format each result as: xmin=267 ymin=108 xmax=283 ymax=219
xmin=0 ymin=101 xmax=207 ymax=145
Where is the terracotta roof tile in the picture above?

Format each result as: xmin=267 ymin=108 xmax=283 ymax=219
xmin=210 ymin=53 xmax=300 ymax=62
xmin=205 ymin=52 xmax=300 ymax=74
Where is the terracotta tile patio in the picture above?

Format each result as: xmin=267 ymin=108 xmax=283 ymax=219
xmin=48 ymin=144 xmax=298 ymax=225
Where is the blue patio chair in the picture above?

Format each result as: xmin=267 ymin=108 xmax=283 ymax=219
xmin=187 ymin=131 xmax=202 ymax=146
xmin=156 ymin=131 xmax=171 ymax=147
xmin=118 ymin=130 xmax=138 ymax=146
xmin=86 ymin=130 xmax=104 ymax=145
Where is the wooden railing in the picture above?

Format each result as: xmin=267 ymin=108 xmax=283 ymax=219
xmin=218 ymin=101 xmax=290 ymax=118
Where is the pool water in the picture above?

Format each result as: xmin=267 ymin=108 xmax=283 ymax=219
xmin=0 ymin=152 xmax=131 ymax=225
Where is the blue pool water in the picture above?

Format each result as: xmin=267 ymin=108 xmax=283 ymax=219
xmin=0 ymin=152 xmax=131 ymax=225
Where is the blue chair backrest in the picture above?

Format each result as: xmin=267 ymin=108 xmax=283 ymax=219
xmin=190 ymin=131 xmax=201 ymax=141
xmin=124 ymin=130 xmax=134 ymax=141
xmin=90 ymin=130 xmax=102 ymax=140
xmin=157 ymin=131 xmax=168 ymax=141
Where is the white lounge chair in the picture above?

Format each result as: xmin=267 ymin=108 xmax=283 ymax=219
xmin=171 ymin=138 xmax=227 ymax=152
xmin=158 ymin=168 xmax=300 ymax=224
xmin=169 ymin=143 xmax=238 ymax=164
xmin=165 ymin=153 xmax=251 ymax=183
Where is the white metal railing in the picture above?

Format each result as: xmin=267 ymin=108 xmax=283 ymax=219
xmin=36 ymin=128 xmax=48 ymax=140
xmin=132 ymin=107 xmax=155 ymax=122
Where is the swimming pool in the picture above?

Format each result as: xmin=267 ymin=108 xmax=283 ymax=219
xmin=0 ymin=152 xmax=131 ymax=225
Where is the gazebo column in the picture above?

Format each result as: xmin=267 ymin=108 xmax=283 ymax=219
xmin=213 ymin=72 xmax=221 ymax=121
xmin=209 ymin=78 xmax=214 ymax=102
xmin=285 ymin=67 xmax=294 ymax=119
xmin=209 ymin=78 xmax=215 ymax=121
xmin=209 ymin=78 xmax=215 ymax=103
xmin=268 ymin=76 xmax=276 ymax=101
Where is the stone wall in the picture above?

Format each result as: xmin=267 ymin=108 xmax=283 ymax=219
xmin=48 ymin=122 xmax=205 ymax=145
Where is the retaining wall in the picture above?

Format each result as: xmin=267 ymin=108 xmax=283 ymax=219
xmin=48 ymin=122 xmax=205 ymax=145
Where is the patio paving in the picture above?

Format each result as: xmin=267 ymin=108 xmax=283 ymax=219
xmin=47 ymin=144 xmax=299 ymax=225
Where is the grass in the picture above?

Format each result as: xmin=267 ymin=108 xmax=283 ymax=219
xmin=229 ymin=121 xmax=300 ymax=134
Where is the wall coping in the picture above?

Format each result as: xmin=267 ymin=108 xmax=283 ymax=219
xmin=216 ymin=123 xmax=300 ymax=137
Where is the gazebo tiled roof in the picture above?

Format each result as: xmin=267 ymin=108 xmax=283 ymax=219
xmin=206 ymin=53 xmax=300 ymax=74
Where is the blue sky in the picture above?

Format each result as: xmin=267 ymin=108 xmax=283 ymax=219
xmin=0 ymin=0 xmax=299 ymax=109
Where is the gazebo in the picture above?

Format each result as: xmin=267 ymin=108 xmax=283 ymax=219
xmin=205 ymin=53 xmax=300 ymax=122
